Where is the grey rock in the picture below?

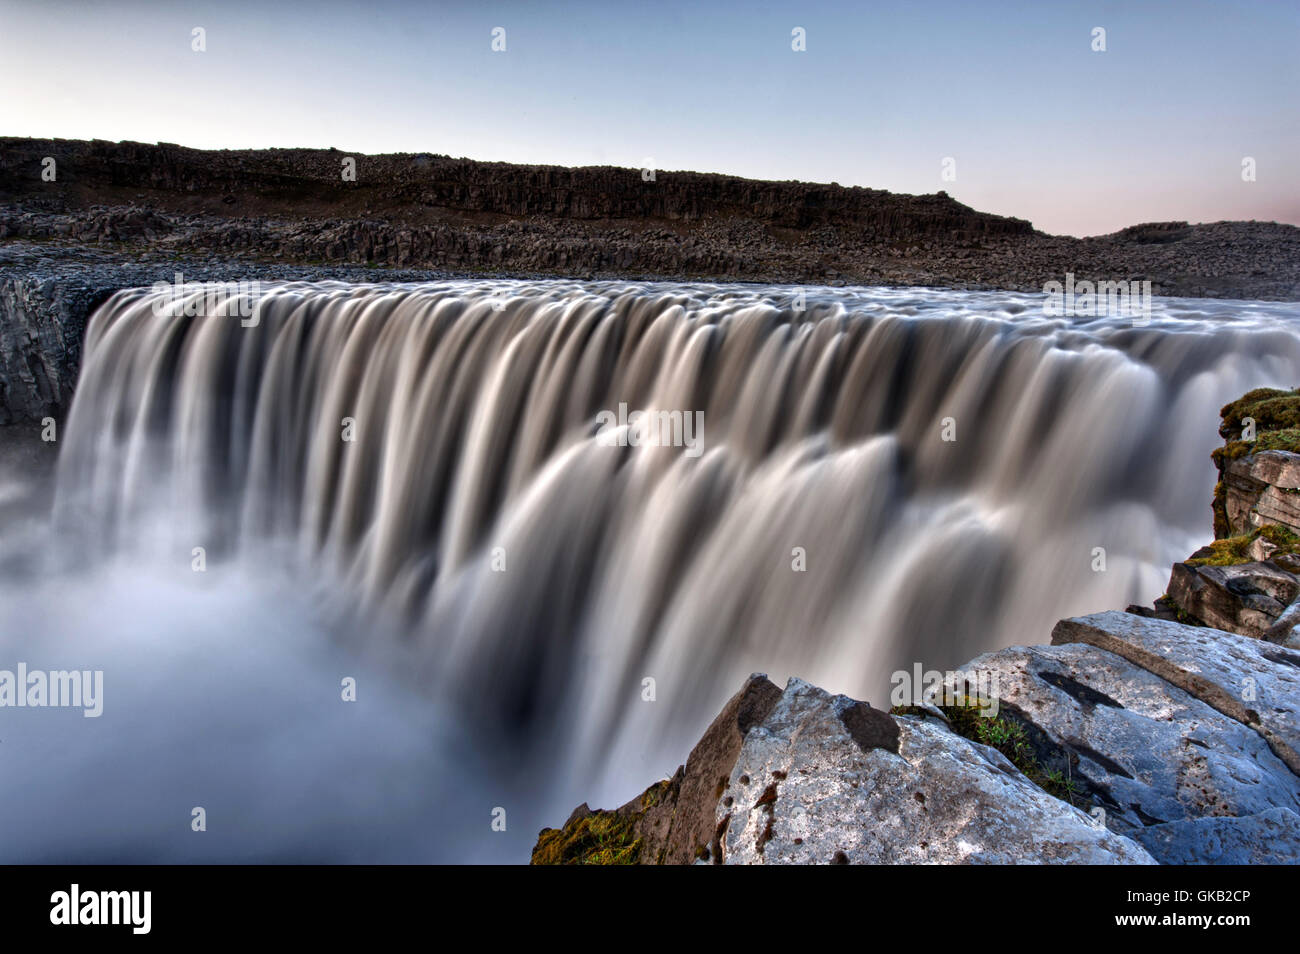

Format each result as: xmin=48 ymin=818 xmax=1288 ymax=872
xmin=716 ymin=677 xmax=1154 ymax=865
xmin=947 ymin=642 xmax=1300 ymax=833
xmin=1131 ymin=807 xmax=1300 ymax=865
xmin=1052 ymin=610 xmax=1300 ymax=776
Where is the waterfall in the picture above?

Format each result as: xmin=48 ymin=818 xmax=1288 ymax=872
xmin=33 ymin=279 xmax=1300 ymax=848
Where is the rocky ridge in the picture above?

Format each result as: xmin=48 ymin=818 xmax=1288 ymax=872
xmin=3 ymin=137 xmax=1298 ymax=300
xmin=532 ymin=394 xmax=1300 ymax=865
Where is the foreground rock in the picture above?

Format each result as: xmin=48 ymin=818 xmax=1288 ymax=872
xmin=1054 ymin=611 xmax=1300 ymax=776
xmin=533 ymin=674 xmax=1154 ymax=865
xmin=531 ymin=674 xmax=783 ymax=865
xmin=950 ymin=640 xmax=1300 ymax=840
xmin=1130 ymin=808 xmax=1300 ymax=865
xmin=534 ymin=608 xmax=1300 ymax=864
xmin=717 ymin=678 xmax=1153 ymax=865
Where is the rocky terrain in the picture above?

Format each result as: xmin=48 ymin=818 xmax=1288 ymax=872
xmin=2 ymin=137 xmax=1299 ymax=300
xmin=532 ymin=391 xmax=1300 ymax=865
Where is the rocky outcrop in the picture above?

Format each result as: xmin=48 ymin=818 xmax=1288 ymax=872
xmin=1149 ymin=389 xmax=1300 ymax=642
xmin=531 ymin=674 xmax=783 ymax=864
xmin=1167 ymin=560 xmax=1300 ymax=642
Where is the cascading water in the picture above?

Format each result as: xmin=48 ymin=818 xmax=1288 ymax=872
xmin=5 ymin=279 xmax=1300 ymax=862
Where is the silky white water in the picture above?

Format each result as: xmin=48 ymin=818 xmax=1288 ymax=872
xmin=3 ymin=279 xmax=1299 ymax=861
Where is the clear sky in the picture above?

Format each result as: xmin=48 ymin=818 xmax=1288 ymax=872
xmin=1 ymin=0 xmax=1296 ymax=236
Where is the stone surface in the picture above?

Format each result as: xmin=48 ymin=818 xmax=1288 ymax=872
xmin=947 ymin=642 xmax=1300 ymax=833
xmin=1131 ymin=807 xmax=1300 ymax=865
xmin=637 ymin=672 xmax=783 ymax=864
xmin=1223 ymin=451 xmax=1300 ymax=537
xmin=1052 ymin=611 xmax=1300 ymax=775
xmin=715 ymin=678 xmax=1154 ymax=864
xmin=1166 ymin=559 xmax=1300 ymax=640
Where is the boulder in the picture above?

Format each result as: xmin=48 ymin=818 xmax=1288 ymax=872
xmin=1166 ymin=560 xmax=1299 ymax=639
xmin=715 ymin=678 xmax=1154 ymax=864
xmin=531 ymin=673 xmax=782 ymax=864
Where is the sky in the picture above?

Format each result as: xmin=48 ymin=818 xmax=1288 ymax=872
xmin=0 ymin=0 xmax=1296 ymax=236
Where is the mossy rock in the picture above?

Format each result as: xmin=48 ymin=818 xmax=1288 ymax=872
xmin=530 ymin=778 xmax=675 ymax=865
xmin=531 ymin=811 xmax=643 ymax=865
xmin=1185 ymin=524 xmax=1300 ymax=568
xmin=1218 ymin=389 xmax=1300 ymax=443
xmin=1211 ymin=388 xmax=1300 ymax=538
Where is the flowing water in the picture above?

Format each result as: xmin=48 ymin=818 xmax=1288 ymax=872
xmin=4 ymin=279 xmax=1300 ymax=861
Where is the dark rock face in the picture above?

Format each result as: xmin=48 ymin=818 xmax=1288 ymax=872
xmin=1222 ymin=451 xmax=1300 ymax=538
xmin=0 ymin=276 xmax=109 ymax=424
xmin=0 ymin=137 xmax=1034 ymax=240
xmin=0 ymin=257 xmax=474 ymax=423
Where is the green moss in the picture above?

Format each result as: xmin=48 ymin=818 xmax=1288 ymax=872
xmin=531 ymin=778 xmax=674 ymax=865
xmin=1185 ymin=524 xmax=1300 ymax=567
xmin=910 ymin=696 xmax=1084 ymax=806
xmin=1217 ymin=388 xmax=1300 ymax=442
xmin=531 ymin=811 xmax=643 ymax=865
